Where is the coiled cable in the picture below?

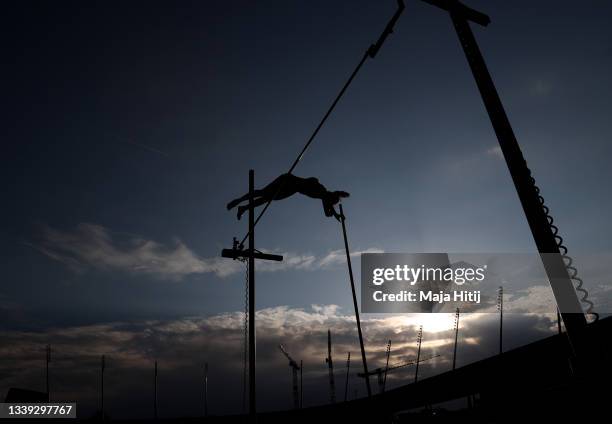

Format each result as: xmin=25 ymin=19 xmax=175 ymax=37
xmin=526 ymin=163 xmax=599 ymax=321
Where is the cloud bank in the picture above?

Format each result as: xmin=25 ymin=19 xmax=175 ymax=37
xmin=0 ymin=305 xmax=557 ymax=418
xmin=27 ymin=223 xmax=383 ymax=281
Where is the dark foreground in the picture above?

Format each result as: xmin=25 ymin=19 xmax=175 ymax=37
xmin=7 ymin=315 xmax=610 ymax=423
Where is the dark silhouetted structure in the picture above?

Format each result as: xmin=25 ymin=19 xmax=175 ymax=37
xmin=278 ymin=345 xmax=301 ymax=410
xmin=421 ymin=0 xmax=593 ymax=356
xmin=222 ymin=170 xmax=285 ymax=422
xmin=325 ymin=330 xmax=336 ymax=404
xmin=154 ymin=360 xmax=158 ymax=420
xmin=452 ymin=308 xmax=460 ymax=370
xmin=204 ymin=362 xmax=209 ymax=418
xmin=344 ymin=352 xmax=351 ymax=402
xmin=5 ymin=388 xmax=47 ymax=403
xmin=45 ymin=344 xmax=51 ymax=402
xmin=100 ymin=355 xmax=105 ymax=420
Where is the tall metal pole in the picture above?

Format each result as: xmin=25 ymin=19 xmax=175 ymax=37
xmin=101 ymin=355 xmax=105 ymax=420
xmin=45 ymin=344 xmax=51 ymax=402
xmin=414 ymin=326 xmax=423 ymax=383
xmin=344 ymin=352 xmax=351 ymax=402
xmin=444 ymin=6 xmax=587 ymax=341
xmin=339 ymin=204 xmax=372 ymax=397
xmin=452 ymin=308 xmax=460 ymax=370
xmin=248 ymin=169 xmax=256 ymax=419
xmin=299 ymin=360 xmax=303 ymax=409
xmin=382 ymin=340 xmax=391 ymax=392
xmin=204 ymin=362 xmax=208 ymax=417
xmin=154 ymin=360 xmax=158 ymax=420
xmin=326 ymin=329 xmax=336 ymax=404
xmin=498 ymin=287 xmax=503 ymax=355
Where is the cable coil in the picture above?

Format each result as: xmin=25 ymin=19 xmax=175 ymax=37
xmin=526 ymin=163 xmax=599 ymax=321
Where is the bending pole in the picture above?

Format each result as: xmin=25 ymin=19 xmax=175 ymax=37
xmin=339 ymin=204 xmax=372 ymax=397
xmin=248 ymin=169 xmax=256 ymax=420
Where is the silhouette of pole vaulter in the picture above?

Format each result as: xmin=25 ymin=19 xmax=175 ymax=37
xmin=227 ymin=173 xmax=349 ymax=221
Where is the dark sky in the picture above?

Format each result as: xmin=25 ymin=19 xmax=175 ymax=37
xmin=1 ymin=0 xmax=611 ymax=419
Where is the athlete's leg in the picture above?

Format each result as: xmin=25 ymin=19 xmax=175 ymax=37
xmin=297 ymin=178 xmax=328 ymax=199
xmin=227 ymin=189 xmax=264 ymax=210
xmin=237 ymin=196 xmax=270 ymax=220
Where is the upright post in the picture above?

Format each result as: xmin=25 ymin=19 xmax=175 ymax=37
xmin=382 ymin=340 xmax=391 ymax=392
xmin=326 ymin=329 xmax=336 ymax=404
xmin=344 ymin=352 xmax=351 ymax=402
xmin=101 ymin=355 xmax=105 ymax=420
xmin=452 ymin=308 xmax=460 ymax=370
xmin=498 ymin=287 xmax=503 ymax=355
xmin=221 ymin=170 xmax=283 ymax=419
xmin=248 ymin=169 xmax=256 ymax=419
xmin=414 ymin=325 xmax=423 ymax=383
xmin=45 ymin=344 xmax=51 ymax=402
xmin=204 ymin=362 xmax=209 ymax=417
xmin=299 ymin=360 xmax=303 ymax=409
xmin=339 ymin=204 xmax=372 ymax=397
xmin=154 ymin=360 xmax=158 ymax=420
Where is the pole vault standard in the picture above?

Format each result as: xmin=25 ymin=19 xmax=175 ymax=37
xmin=339 ymin=204 xmax=372 ymax=397
xmin=420 ymin=0 xmax=587 ymax=350
xmin=221 ymin=170 xmax=283 ymax=420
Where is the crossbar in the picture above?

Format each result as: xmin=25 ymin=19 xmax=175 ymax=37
xmin=420 ymin=0 xmax=490 ymax=26
xmin=221 ymin=249 xmax=283 ymax=262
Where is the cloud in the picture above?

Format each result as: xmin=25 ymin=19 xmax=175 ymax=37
xmin=27 ymin=224 xmax=382 ymax=281
xmin=26 ymin=223 xmax=239 ymax=280
xmin=486 ymin=145 xmax=503 ymax=159
xmin=0 ymin=305 xmax=557 ymax=418
xmin=317 ymin=248 xmax=384 ymax=268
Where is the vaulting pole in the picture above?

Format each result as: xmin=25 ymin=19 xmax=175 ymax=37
xmin=248 ymin=169 xmax=256 ymax=420
xmin=339 ymin=204 xmax=372 ymax=397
